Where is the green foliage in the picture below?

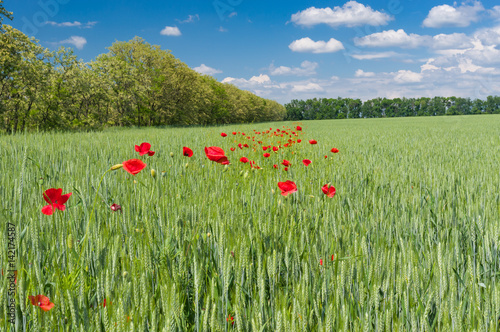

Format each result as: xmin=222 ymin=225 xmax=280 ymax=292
xmin=286 ymin=96 xmax=500 ymax=120
xmin=0 ymin=0 xmax=13 ymax=31
xmin=0 ymin=29 xmax=286 ymax=133
xmin=1 ymin=115 xmax=500 ymax=330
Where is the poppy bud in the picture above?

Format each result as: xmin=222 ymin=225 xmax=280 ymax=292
xmin=170 ymin=152 xmax=174 ymax=157
xmin=207 ymin=232 xmax=211 ymax=237
xmin=185 ymin=163 xmax=189 ymax=168
xmin=320 ymin=259 xmax=323 ymax=266
xmin=231 ymin=251 xmax=235 ymax=258
xmin=122 ymin=271 xmax=128 ymax=278
xmin=151 ymin=169 xmax=156 ymax=178
xmin=243 ymin=171 xmax=249 ymax=178
xmin=110 ymin=164 xmax=124 ymax=170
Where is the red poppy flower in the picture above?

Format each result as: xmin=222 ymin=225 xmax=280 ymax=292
xmin=230 ymin=147 xmax=235 ymax=151
xmin=324 ymin=155 xmax=328 ymax=159
xmin=41 ymin=188 xmax=72 ymax=215
xmin=320 ymin=259 xmax=323 ymax=266
xmin=238 ymin=143 xmax=243 ymax=149
xmin=302 ymin=159 xmax=311 ymax=166
xmin=110 ymin=203 xmax=122 ymax=212
xmin=262 ymin=146 xmax=268 ymax=151
xmin=273 ymin=164 xmax=278 ymax=169
xmin=296 ymin=126 xmax=302 ymax=131
xmin=232 ymin=132 xmax=236 ymax=135
xmin=263 ymin=153 xmax=271 ymax=158
xmin=331 ymin=148 xmax=339 ymax=153
xmin=322 ymin=184 xmax=336 ymax=198
xmin=241 ymin=132 xmax=245 ymax=136
xmin=243 ymin=144 xmax=249 ymax=148
xmin=123 ymin=159 xmax=147 ymax=175
xmin=297 ymin=139 xmax=302 ymax=143
xmin=135 ymin=142 xmax=155 ymax=156
xmin=205 ymin=146 xmax=228 ymax=164
xmin=183 ymin=147 xmax=193 ymax=157
xmin=284 ymin=167 xmax=288 ymax=171
xmin=221 ymin=132 xmax=227 ymax=137
xmin=282 ymin=160 xmax=291 ymax=166
xmin=240 ymin=157 xmax=249 ymax=163
xmin=29 ymin=295 xmax=55 ymax=312
xmin=278 ymin=180 xmax=297 ymax=196
xmin=331 ymin=254 xmax=334 ymax=261
xmin=309 ymin=139 xmax=317 ymax=145
xmin=227 ymin=315 xmax=235 ymax=326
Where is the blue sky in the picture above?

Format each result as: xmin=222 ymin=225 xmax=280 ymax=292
xmin=7 ymin=0 xmax=500 ymax=103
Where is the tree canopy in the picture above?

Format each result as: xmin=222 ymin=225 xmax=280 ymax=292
xmin=0 ymin=26 xmax=286 ymax=133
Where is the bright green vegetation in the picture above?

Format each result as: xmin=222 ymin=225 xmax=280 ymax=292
xmin=285 ymin=96 xmax=500 ymax=121
xmin=1 ymin=115 xmax=500 ymax=331
xmin=0 ymin=25 xmax=285 ymax=134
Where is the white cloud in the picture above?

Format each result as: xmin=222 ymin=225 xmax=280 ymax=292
xmin=290 ymin=1 xmax=392 ymax=27
xmin=160 ymin=26 xmax=181 ymax=36
xmin=355 ymin=69 xmax=375 ymax=77
xmin=354 ymin=29 xmax=428 ymax=48
xmin=46 ymin=21 xmax=97 ymax=28
xmin=289 ymin=37 xmax=344 ymax=53
xmin=291 ymin=83 xmax=324 ymax=92
xmin=423 ymin=1 xmax=484 ymax=28
xmin=431 ymin=33 xmax=473 ymax=49
xmin=229 ymin=12 xmax=237 ymax=18
xmin=269 ymin=60 xmax=318 ymax=76
xmin=489 ymin=6 xmax=500 ymax=20
xmin=176 ymin=14 xmax=199 ymax=24
xmin=60 ymin=36 xmax=87 ymax=49
xmin=351 ymin=51 xmax=401 ymax=60
xmin=393 ymin=70 xmax=423 ymax=83
xmin=249 ymin=74 xmax=271 ymax=84
xmin=193 ymin=64 xmax=222 ymax=75
xmin=474 ymin=25 xmax=500 ymax=45
xmin=218 ymin=26 xmax=228 ymax=32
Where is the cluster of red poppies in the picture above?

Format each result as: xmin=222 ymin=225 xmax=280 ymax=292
xmin=34 ymin=125 xmax=339 ymax=311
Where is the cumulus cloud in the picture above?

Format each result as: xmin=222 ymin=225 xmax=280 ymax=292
xmin=249 ymin=74 xmax=271 ymax=84
xmin=354 ymin=29 xmax=427 ymax=48
xmin=290 ymin=1 xmax=392 ymax=27
xmin=355 ymin=29 xmax=474 ymax=51
xmin=393 ymin=70 xmax=423 ymax=83
xmin=474 ymin=25 xmax=500 ymax=45
xmin=355 ymin=69 xmax=376 ymax=77
xmin=289 ymin=37 xmax=344 ymax=53
xmin=431 ymin=33 xmax=473 ymax=49
xmin=160 ymin=26 xmax=181 ymax=36
xmin=46 ymin=21 xmax=97 ymax=28
xmin=60 ymin=36 xmax=87 ymax=49
xmin=423 ymin=1 xmax=484 ymax=28
xmin=269 ymin=61 xmax=318 ymax=76
xmin=193 ymin=64 xmax=222 ymax=75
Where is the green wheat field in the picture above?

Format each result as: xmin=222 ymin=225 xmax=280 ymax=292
xmin=1 ymin=114 xmax=500 ymax=331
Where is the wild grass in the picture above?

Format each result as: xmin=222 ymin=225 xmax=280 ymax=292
xmin=1 ymin=114 xmax=500 ymax=331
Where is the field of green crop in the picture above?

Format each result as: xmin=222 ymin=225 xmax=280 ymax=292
xmin=1 ymin=114 xmax=500 ymax=331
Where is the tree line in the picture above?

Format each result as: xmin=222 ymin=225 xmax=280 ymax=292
xmin=0 ymin=24 xmax=286 ymax=133
xmin=285 ymin=96 xmax=500 ymax=121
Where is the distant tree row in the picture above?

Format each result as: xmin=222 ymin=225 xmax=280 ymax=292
xmin=285 ymin=96 xmax=500 ymax=120
xmin=0 ymin=25 xmax=285 ymax=133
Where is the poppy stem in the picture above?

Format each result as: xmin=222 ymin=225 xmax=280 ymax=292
xmin=76 ymin=169 xmax=112 ymax=268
